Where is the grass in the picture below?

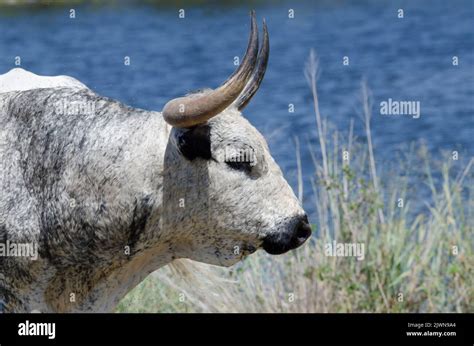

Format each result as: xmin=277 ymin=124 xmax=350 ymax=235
xmin=116 ymin=50 xmax=473 ymax=313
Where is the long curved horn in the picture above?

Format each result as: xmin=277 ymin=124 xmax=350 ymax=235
xmin=163 ymin=11 xmax=259 ymax=128
xmin=235 ymin=19 xmax=269 ymax=111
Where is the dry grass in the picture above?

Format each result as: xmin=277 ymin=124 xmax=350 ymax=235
xmin=116 ymin=51 xmax=473 ymax=313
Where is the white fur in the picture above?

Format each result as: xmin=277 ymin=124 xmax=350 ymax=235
xmin=0 ymin=68 xmax=87 ymax=94
xmin=0 ymin=69 xmax=307 ymax=312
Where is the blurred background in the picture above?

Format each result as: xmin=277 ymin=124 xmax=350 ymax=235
xmin=0 ymin=0 xmax=473 ymax=220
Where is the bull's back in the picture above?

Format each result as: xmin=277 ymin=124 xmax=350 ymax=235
xmin=0 ymin=68 xmax=87 ymax=94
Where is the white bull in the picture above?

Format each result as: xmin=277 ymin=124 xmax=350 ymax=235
xmin=0 ymin=12 xmax=311 ymax=312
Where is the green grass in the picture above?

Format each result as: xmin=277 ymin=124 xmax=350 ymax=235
xmin=116 ymin=51 xmax=473 ymax=313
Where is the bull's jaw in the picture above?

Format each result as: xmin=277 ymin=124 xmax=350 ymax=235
xmin=172 ymin=237 xmax=260 ymax=267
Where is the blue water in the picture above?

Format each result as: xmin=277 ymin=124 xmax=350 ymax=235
xmin=1 ymin=0 xmax=473 ymax=219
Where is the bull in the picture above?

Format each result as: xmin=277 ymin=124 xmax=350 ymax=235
xmin=0 ymin=11 xmax=311 ymax=312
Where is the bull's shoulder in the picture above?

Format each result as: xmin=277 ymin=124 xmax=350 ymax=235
xmin=0 ymin=68 xmax=88 ymax=94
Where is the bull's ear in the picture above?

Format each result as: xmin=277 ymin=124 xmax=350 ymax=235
xmin=176 ymin=124 xmax=212 ymax=161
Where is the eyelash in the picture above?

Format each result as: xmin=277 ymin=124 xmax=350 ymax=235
xmin=226 ymin=161 xmax=253 ymax=174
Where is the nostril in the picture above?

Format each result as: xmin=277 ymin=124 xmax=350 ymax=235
xmin=295 ymin=217 xmax=312 ymax=243
xmin=262 ymin=215 xmax=312 ymax=255
xmin=302 ymin=214 xmax=309 ymax=225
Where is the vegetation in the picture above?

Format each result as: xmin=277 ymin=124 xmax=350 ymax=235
xmin=117 ymin=50 xmax=473 ymax=313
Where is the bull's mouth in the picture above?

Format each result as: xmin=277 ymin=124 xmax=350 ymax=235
xmin=241 ymin=243 xmax=258 ymax=256
xmin=262 ymin=216 xmax=312 ymax=255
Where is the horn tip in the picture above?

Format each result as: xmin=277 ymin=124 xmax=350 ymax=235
xmin=249 ymin=10 xmax=257 ymax=29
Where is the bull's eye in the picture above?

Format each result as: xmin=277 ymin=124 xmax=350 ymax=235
xmin=226 ymin=160 xmax=253 ymax=174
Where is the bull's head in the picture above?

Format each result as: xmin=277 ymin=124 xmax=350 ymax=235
xmin=161 ymin=11 xmax=311 ymax=266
